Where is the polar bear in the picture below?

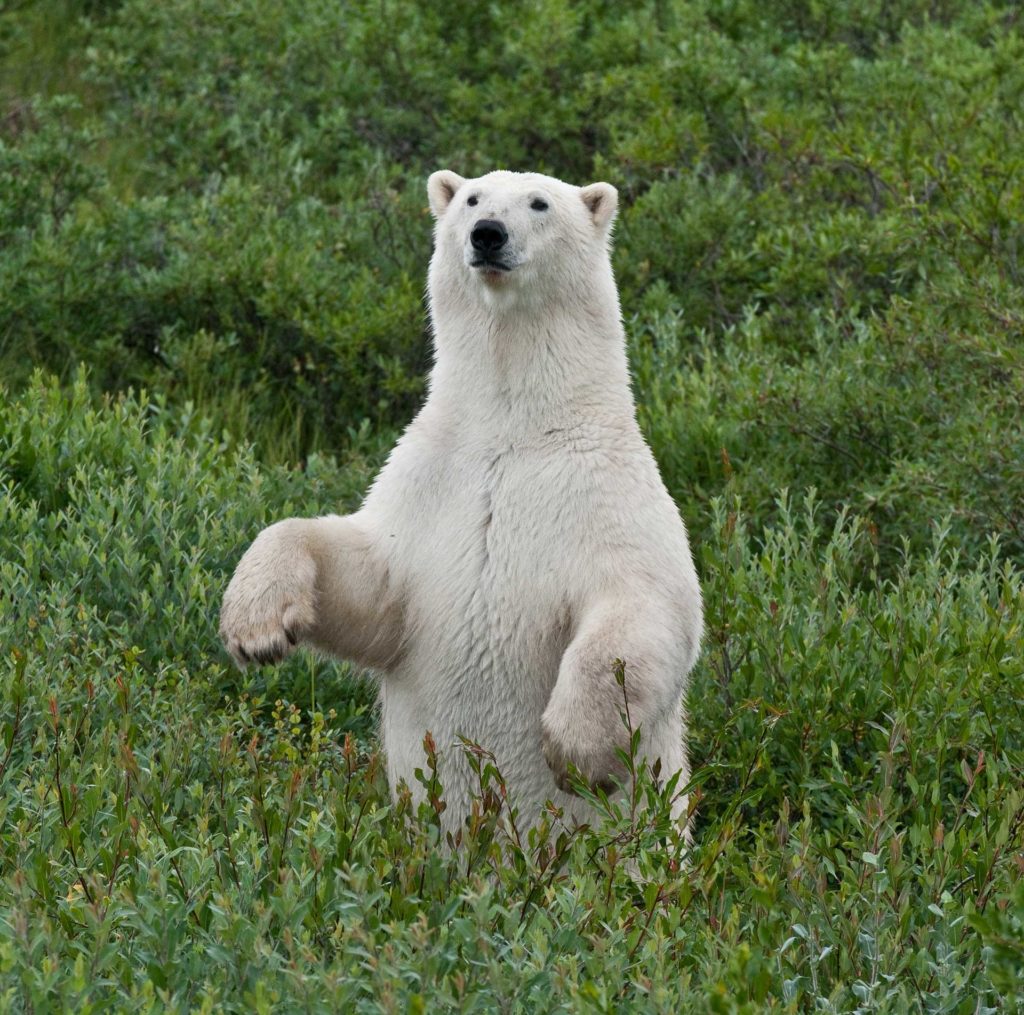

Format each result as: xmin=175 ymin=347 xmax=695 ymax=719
xmin=220 ymin=170 xmax=703 ymax=835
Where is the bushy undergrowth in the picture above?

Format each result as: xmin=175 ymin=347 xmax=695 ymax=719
xmin=1 ymin=376 xmax=1022 ymax=1011
xmin=1 ymin=0 xmax=1023 ymax=1009
xmin=1 ymin=1 xmax=1022 ymax=561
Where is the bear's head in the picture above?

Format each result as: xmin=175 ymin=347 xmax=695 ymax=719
xmin=426 ymin=170 xmax=618 ymax=314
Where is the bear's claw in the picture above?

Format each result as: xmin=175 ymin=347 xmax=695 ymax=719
xmin=222 ymin=627 xmax=299 ymax=669
xmin=252 ymin=643 xmax=285 ymax=666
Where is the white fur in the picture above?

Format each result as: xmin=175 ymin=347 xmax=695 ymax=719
xmin=220 ymin=170 xmax=703 ymax=835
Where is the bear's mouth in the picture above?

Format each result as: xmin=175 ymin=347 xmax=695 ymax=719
xmin=469 ymin=257 xmax=513 ymax=274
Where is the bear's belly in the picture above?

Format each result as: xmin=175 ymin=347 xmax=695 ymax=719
xmin=372 ymin=440 xmax=588 ymax=822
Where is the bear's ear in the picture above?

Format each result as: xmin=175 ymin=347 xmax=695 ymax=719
xmin=580 ymin=182 xmax=618 ymax=230
xmin=428 ymin=170 xmax=466 ymax=219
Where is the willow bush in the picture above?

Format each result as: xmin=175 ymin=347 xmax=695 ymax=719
xmin=0 ymin=0 xmax=1022 ymax=1009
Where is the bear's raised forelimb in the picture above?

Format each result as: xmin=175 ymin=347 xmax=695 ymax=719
xmin=219 ymin=514 xmax=404 ymax=670
xmin=540 ymin=595 xmax=697 ymax=795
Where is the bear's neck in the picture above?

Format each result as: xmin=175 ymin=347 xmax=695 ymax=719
xmin=427 ymin=286 xmax=636 ymax=436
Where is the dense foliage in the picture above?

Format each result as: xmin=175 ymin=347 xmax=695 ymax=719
xmin=2 ymin=376 xmax=1021 ymax=1011
xmin=0 ymin=0 xmax=1022 ymax=1010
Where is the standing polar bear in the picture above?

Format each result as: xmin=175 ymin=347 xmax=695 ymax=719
xmin=220 ymin=170 xmax=703 ymax=834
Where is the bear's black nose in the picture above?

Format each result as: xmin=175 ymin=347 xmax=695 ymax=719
xmin=470 ymin=219 xmax=508 ymax=254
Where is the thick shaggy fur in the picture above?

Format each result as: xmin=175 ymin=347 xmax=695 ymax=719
xmin=220 ymin=170 xmax=703 ymax=833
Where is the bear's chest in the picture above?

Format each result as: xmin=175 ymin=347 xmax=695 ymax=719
xmin=371 ymin=434 xmax=605 ymax=640
xmin=373 ymin=438 xmax=590 ymax=772
xmin=434 ymin=446 xmax=573 ymax=580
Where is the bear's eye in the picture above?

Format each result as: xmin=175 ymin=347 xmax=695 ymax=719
xmin=467 ymin=195 xmax=478 ymax=207
xmin=530 ymin=198 xmax=549 ymax=211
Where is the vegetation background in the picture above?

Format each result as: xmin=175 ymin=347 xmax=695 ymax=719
xmin=0 ymin=0 xmax=1022 ymax=1009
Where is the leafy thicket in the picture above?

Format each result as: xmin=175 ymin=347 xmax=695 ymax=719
xmin=1 ymin=376 xmax=1021 ymax=1010
xmin=2 ymin=0 xmax=1022 ymax=558
xmin=0 ymin=0 xmax=1023 ymax=1009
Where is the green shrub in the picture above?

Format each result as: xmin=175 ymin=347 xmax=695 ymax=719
xmin=1 ymin=1 xmax=1023 ymax=1007
xmin=631 ymin=274 xmax=1024 ymax=567
xmin=0 ymin=375 xmax=1021 ymax=1010
xmin=1 ymin=1 xmax=1021 ymax=491
xmin=0 ymin=100 xmax=429 ymax=456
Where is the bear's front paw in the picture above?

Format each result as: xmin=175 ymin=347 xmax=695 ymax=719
xmin=219 ymin=525 xmax=318 ymax=668
xmin=540 ymin=704 xmax=628 ymax=797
